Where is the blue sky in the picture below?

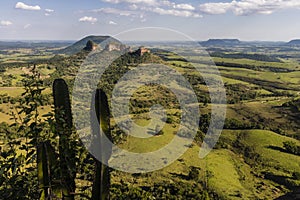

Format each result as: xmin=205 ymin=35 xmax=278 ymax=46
xmin=0 ymin=0 xmax=300 ymax=41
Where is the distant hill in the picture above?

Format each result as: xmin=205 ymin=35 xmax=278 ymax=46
xmin=56 ymin=35 xmax=114 ymax=55
xmin=0 ymin=41 xmax=73 ymax=50
xmin=286 ymin=39 xmax=300 ymax=46
xmin=200 ymin=39 xmax=241 ymax=46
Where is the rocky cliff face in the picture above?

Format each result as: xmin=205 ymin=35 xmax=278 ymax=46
xmin=84 ymin=40 xmax=98 ymax=51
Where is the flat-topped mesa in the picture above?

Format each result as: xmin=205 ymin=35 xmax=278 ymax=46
xmin=84 ymin=40 xmax=98 ymax=51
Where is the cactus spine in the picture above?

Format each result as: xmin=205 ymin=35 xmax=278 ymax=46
xmin=53 ymin=79 xmax=76 ymax=200
xmin=91 ymin=89 xmax=112 ymax=200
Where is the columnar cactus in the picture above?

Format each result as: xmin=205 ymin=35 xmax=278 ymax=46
xmin=53 ymin=79 xmax=76 ymax=200
xmin=37 ymin=141 xmax=55 ymax=199
xmin=91 ymin=89 xmax=112 ymax=200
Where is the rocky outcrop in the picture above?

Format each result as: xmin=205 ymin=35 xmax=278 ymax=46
xmin=137 ymin=46 xmax=150 ymax=56
xmin=84 ymin=40 xmax=98 ymax=51
xmin=105 ymin=43 xmax=128 ymax=52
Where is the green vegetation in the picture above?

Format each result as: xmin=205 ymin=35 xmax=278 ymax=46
xmin=0 ymin=37 xmax=299 ymax=199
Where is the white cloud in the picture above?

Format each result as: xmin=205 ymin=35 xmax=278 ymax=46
xmin=79 ymin=16 xmax=98 ymax=23
xmin=93 ymin=8 xmax=137 ymax=16
xmin=129 ymin=4 xmax=138 ymax=10
xmin=98 ymin=0 xmax=200 ymax=18
xmin=0 ymin=20 xmax=12 ymax=26
xmin=152 ymin=7 xmax=201 ymax=18
xmin=45 ymin=8 xmax=54 ymax=16
xmin=24 ymin=24 xmax=31 ymax=29
xmin=45 ymin=9 xmax=54 ymax=13
xmin=199 ymin=2 xmax=231 ymax=15
xmin=103 ymin=0 xmax=157 ymax=6
xmin=199 ymin=0 xmax=300 ymax=16
xmin=160 ymin=0 xmax=174 ymax=6
xmin=108 ymin=20 xmax=117 ymax=25
xmin=15 ymin=2 xmax=41 ymax=11
xmin=173 ymin=4 xmax=195 ymax=11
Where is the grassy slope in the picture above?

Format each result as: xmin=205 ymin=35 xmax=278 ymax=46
xmin=113 ymin=115 xmax=300 ymax=199
xmin=110 ymin=51 xmax=300 ymax=199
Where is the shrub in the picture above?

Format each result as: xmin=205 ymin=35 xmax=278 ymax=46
xmin=283 ymin=141 xmax=299 ymax=155
xmin=292 ymin=172 xmax=300 ymax=180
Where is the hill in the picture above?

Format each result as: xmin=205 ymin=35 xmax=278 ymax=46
xmin=0 ymin=41 xmax=73 ymax=50
xmin=200 ymin=39 xmax=241 ymax=46
xmin=286 ymin=39 xmax=300 ymax=46
xmin=56 ymin=35 xmax=113 ymax=55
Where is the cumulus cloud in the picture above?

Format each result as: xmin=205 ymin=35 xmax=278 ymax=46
xmin=173 ymin=4 xmax=195 ymax=11
xmin=103 ymin=0 xmax=157 ymax=6
xmin=0 ymin=20 xmax=12 ymax=26
xmin=98 ymin=1 xmax=200 ymax=18
xmin=99 ymin=0 xmax=203 ymax=18
xmin=45 ymin=8 xmax=54 ymax=16
xmin=199 ymin=0 xmax=300 ymax=16
xmin=108 ymin=20 xmax=117 ymax=25
xmin=199 ymin=2 xmax=231 ymax=15
xmin=93 ymin=8 xmax=137 ymax=16
xmin=79 ymin=16 xmax=98 ymax=24
xmin=99 ymin=0 xmax=300 ymax=18
xmin=151 ymin=7 xmax=201 ymax=17
xmin=15 ymin=2 xmax=41 ymax=11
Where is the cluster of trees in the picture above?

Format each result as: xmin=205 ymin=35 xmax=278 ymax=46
xmin=0 ymin=93 xmax=52 ymax=105
xmin=225 ymin=84 xmax=260 ymax=104
xmin=283 ymin=141 xmax=300 ymax=156
xmin=282 ymin=98 xmax=300 ymax=112
xmin=214 ymin=61 xmax=292 ymax=73
xmin=224 ymin=118 xmax=259 ymax=130
xmin=210 ymin=52 xmax=282 ymax=63
xmin=129 ymin=85 xmax=180 ymax=114
xmin=232 ymin=132 xmax=261 ymax=165
xmin=0 ymin=74 xmax=15 ymax=87
xmin=110 ymin=175 xmax=213 ymax=200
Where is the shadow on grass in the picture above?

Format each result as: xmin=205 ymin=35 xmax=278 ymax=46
xmin=275 ymin=187 xmax=300 ymax=200
xmin=263 ymin=172 xmax=297 ymax=190
xmin=169 ymin=172 xmax=190 ymax=180
xmin=267 ymin=145 xmax=286 ymax=153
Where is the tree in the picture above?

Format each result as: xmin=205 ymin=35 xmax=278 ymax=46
xmin=283 ymin=141 xmax=299 ymax=155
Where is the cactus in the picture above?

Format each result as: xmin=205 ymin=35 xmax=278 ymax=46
xmin=38 ymin=140 xmax=68 ymax=199
xmin=52 ymin=79 xmax=112 ymax=199
xmin=53 ymin=79 xmax=76 ymax=200
xmin=91 ymin=89 xmax=112 ymax=200
xmin=37 ymin=140 xmax=55 ymax=199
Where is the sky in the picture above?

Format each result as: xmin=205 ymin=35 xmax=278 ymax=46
xmin=0 ymin=0 xmax=300 ymax=41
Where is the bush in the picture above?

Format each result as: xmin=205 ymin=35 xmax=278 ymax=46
xmin=292 ymin=172 xmax=300 ymax=180
xmin=188 ymin=166 xmax=200 ymax=180
xmin=283 ymin=141 xmax=300 ymax=155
